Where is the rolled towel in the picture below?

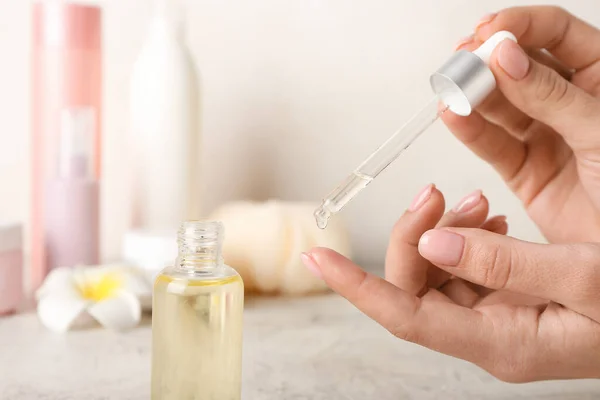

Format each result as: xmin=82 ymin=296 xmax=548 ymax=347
xmin=209 ymin=200 xmax=352 ymax=295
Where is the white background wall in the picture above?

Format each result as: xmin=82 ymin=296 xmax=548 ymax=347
xmin=0 ymin=0 xmax=598 ymax=268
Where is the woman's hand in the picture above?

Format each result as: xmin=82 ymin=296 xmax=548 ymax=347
xmin=446 ymin=6 xmax=600 ymax=243
xmin=301 ymin=6 xmax=600 ymax=382
xmin=301 ymin=186 xmax=600 ymax=382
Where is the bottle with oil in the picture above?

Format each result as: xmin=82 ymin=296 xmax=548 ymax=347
xmin=151 ymin=220 xmax=244 ymax=400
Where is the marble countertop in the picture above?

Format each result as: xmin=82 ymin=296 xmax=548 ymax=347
xmin=1 ymin=294 xmax=600 ymax=399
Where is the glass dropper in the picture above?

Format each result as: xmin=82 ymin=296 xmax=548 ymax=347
xmin=314 ymin=31 xmax=518 ymax=229
xmin=314 ymin=98 xmax=447 ymax=229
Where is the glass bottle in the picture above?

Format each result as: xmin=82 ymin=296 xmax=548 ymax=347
xmin=151 ymin=220 xmax=244 ymax=400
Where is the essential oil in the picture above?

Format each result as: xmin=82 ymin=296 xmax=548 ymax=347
xmin=151 ymin=221 xmax=244 ymax=400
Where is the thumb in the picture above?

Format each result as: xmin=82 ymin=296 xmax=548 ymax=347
xmin=490 ymin=39 xmax=600 ymax=151
xmin=418 ymin=227 xmax=600 ymax=320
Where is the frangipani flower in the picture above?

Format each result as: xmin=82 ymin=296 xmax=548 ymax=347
xmin=36 ymin=264 xmax=152 ymax=333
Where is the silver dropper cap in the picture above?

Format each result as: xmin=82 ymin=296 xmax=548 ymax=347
xmin=429 ymin=31 xmax=517 ymax=116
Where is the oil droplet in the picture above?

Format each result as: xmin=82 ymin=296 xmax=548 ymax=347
xmin=313 ymin=206 xmax=331 ymax=229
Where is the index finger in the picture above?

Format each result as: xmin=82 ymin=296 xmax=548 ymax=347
xmin=303 ymin=247 xmax=492 ymax=363
xmin=477 ymin=6 xmax=600 ymax=70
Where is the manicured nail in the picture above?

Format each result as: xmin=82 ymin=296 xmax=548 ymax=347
xmin=453 ymin=190 xmax=482 ymax=213
xmin=301 ymin=252 xmax=322 ymax=278
xmin=418 ymin=230 xmax=465 ymax=266
xmin=409 ymin=184 xmax=434 ymax=212
xmin=497 ymin=39 xmax=530 ymax=80
xmin=476 ymin=13 xmax=497 ymax=29
xmin=454 ymin=34 xmax=474 ymax=50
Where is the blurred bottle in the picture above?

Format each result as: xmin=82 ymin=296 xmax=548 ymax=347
xmin=31 ymin=1 xmax=102 ymax=291
xmin=129 ymin=0 xmax=200 ymax=231
xmin=0 ymin=223 xmax=23 ymax=315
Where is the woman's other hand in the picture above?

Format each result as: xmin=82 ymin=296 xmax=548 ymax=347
xmin=446 ymin=6 xmax=600 ymax=244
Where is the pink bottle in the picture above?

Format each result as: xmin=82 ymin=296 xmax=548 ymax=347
xmin=31 ymin=2 xmax=102 ymax=291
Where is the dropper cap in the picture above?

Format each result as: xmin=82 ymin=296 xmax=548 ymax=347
xmin=430 ymin=31 xmax=517 ymax=116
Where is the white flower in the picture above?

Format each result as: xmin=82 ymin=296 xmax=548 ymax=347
xmin=35 ymin=264 xmax=152 ymax=333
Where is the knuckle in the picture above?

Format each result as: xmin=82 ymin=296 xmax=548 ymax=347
xmin=354 ymin=271 xmax=377 ymax=300
xmin=546 ymin=5 xmax=568 ymax=21
xmin=509 ymin=115 xmax=536 ymax=138
xmin=390 ymin=324 xmax=420 ymax=343
xmin=533 ymin=67 xmax=572 ymax=107
xmin=477 ymin=244 xmax=513 ymax=290
xmin=390 ymin=218 xmax=417 ymax=248
xmin=546 ymin=5 xmax=570 ymax=21
xmin=390 ymin=299 xmax=423 ymax=343
xmin=483 ymin=128 xmax=516 ymax=162
xmin=493 ymin=7 xmax=526 ymax=29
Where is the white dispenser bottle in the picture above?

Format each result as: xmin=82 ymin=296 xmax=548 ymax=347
xmin=129 ymin=0 xmax=200 ymax=230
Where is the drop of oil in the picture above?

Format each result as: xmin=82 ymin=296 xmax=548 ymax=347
xmin=313 ymin=206 xmax=331 ymax=229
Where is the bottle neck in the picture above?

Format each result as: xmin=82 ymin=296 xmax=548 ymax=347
xmin=149 ymin=16 xmax=184 ymax=42
xmin=176 ymin=248 xmax=223 ymax=270
xmin=150 ymin=0 xmax=184 ymax=41
xmin=175 ymin=221 xmax=224 ymax=271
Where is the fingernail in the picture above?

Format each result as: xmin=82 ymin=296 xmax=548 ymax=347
xmin=453 ymin=190 xmax=482 ymax=213
xmin=418 ymin=230 xmax=465 ymax=266
xmin=409 ymin=184 xmax=434 ymax=212
xmin=454 ymin=34 xmax=474 ymax=50
xmin=475 ymin=13 xmax=497 ymax=29
xmin=497 ymin=39 xmax=530 ymax=80
xmin=301 ymin=252 xmax=322 ymax=278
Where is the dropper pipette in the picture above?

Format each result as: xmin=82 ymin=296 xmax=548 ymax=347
xmin=314 ymin=31 xmax=517 ymax=229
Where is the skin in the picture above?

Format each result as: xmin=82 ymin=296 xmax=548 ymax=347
xmin=301 ymin=6 xmax=600 ymax=382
